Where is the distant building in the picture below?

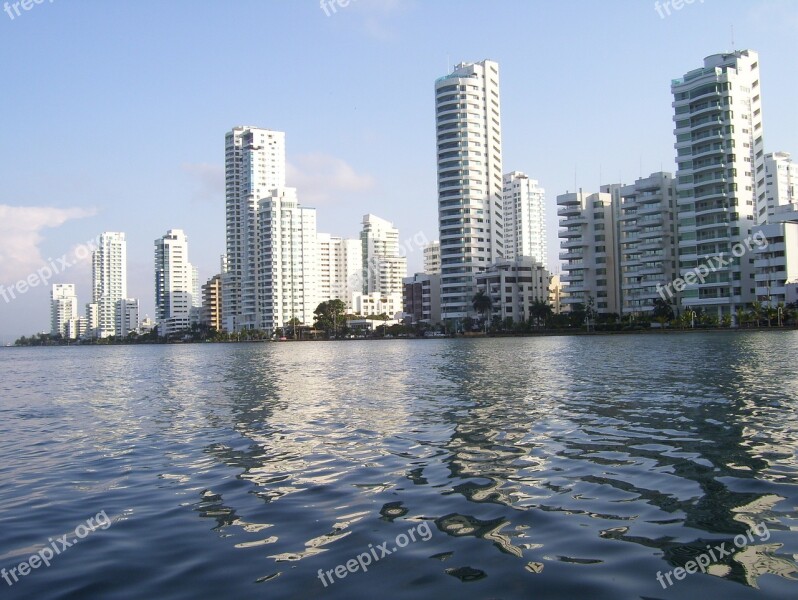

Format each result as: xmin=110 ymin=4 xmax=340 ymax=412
xmin=672 ymin=50 xmax=764 ymax=318
xmin=475 ymin=258 xmax=550 ymax=324
xmin=317 ymin=234 xmax=362 ymax=310
xmin=155 ymin=229 xmax=198 ymax=337
xmin=764 ymin=151 xmax=797 ymax=218
xmin=423 ymin=241 xmax=441 ymax=275
xmin=351 ymin=292 xmax=403 ymax=320
xmin=402 ymin=273 xmax=442 ymax=325
xmin=51 ymin=284 xmax=78 ymax=337
xmin=752 ymin=218 xmax=798 ymax=308
xmin=257 ymin=187 xmax=318 ymax=333
xmin=115 ymin=298 xmax=140 ymax=337
xmin=558 ymin=190 xmax=621 ymax=315
xmin=619 ymin=172 xmax=679 ymax=315
xmin=548 ymin=274 xmax=566 ymax=315
xmin=223 ymin=126 xmax=286 ymax=332
xmin=435 ymin=59 xmax=504 ymax=322
xmin=92 ymin=232 xmax=127 ymax=338
xmin=361 ymin=214 xmax=407 ymax=296
xmin=201 ymin=274 xmax=223 ymax=331
xmin=502 ymin=171 xmax=547 ymax=265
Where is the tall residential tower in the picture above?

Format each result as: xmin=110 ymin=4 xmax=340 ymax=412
xmin=435 ymin=59 xmax=504 ymax=323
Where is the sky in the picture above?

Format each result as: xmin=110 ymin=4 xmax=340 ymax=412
xmin=0 ymin=0 xmax=796 ymax=342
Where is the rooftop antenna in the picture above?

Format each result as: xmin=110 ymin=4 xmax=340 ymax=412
xmin=731 ymin=25 xmax=735 ymax=51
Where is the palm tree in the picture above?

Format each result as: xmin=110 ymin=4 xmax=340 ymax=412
xmin=749 ymin=301 xmax=763 ymax=327
xmin=529 ymin=299 xmax=553 ymax=330
xmin=472 ymin=291 xmax=492 ymax=330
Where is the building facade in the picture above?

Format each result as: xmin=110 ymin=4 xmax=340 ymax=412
xmin=115 ymin=298 xmax=140 ymax=337
xmin=402 ymin=273 xmax=442 ymax=325
xmin=502 ymin=171 xmax=547 ymax=265
xmin=317 ymin=234 xmax=362 ymax=310
xmin=423 ymin=241 xmax=441 ymax=275
xmin=619 ymin=172 xmax=679 ymax=315
xmin=257 ymin=188 xmax=318 ymax=334
xmin=91 ymin=232 xmax=127 ymax=338
xmin=557 ymin=191 xmax=620 ymax=315
xmin=474 ymin=258 xmax=550 ymax=324
xmin=360 ymin=214 xmax=407 ymax=296
xmin=51 ymin=283 xmax=78 ymax=337
xmin=672 ymin=50 xmax=764 ymax=318
xmin=764 ymin=151 xmax=797 ymax=218
xmin=223 ymin=126 xmax=286 ymax=332
xmin=435 ymin=59 xmax=504 ymax=322
xmin=155 ymin=229 xmax=197 ymax=337
xmin=201 ymin=274 xmax=223 ymax=331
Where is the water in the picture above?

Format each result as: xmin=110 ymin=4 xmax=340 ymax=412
xmin=1 ymin=332 xmax=797 ymax=599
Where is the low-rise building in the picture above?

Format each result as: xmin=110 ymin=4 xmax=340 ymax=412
xmin=475 ymin=258 xmax=550 ymax=324
xmin=402 ymin=273 xmax=441 ymax=325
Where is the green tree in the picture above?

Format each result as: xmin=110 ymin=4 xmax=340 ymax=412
xmin=472 ymin=291 xmax=492 ymax=331
xmin=314 ymin=299 xmax=346 ymax=336
xmin=529 ymin=299 xmax=553 ymax=330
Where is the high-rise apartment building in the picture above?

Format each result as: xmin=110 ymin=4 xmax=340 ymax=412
xmin=317 ymin=234 xmax=362 ymax=309
xmin=91 ymin=232 xmax=127 ymax=338
xmin=618 ymin=172 xmax=679 ymax=315
xmin=257 ymin=188 xmax=318 ymax=333
xmin=558 ymin=190 xmax=620 ymax=315
xmin=435 ymin=59 xmax=504 ymax=322
xmin=223 ymin=126 xmax=286 ymax=332
xmin=51 ymin=283 xmax=78 ymax=337
xmin=672 ymin=50 xmax=764 ymax=318
xmin=155 ymin=229 xmax=197 ymax=336
xmin=115 ymin=298 xmax=140 ymax=337
xmin=763 ymin=151 xmax=797 ymax=218
xmin=201 ymin=274 xmax=223 ymax=331
xmin=502 ymin=171 xmax=547 ymax=265
xmin=360 ymin=214 xmax=407 ymax=295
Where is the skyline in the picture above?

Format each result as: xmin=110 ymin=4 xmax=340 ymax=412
xmin=1 ymin=0 xmax=797 ymax=340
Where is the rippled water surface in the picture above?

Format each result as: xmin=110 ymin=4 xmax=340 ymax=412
xmin=1 ymin=332 xmax=798 ymax=599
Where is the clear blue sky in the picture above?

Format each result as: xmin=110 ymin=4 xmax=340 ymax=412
xmin=1 ymin=0 xmax=796 ymax=341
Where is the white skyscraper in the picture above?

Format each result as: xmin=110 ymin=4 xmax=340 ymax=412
xmin=317 ymin=233 xmax=362 ymax=310
xmin=91 ymin=232 xmax=127 ymax=338
xmin=435 ymin=59 xmax=504 ymax=322
xmin=223 ymin=126 xmax=286 ymax=332
xmin=51 ymin=283 xmax=78 ymax=337
xmin=257 ymin=188 xmax=318 ymax=334
xmin=360 ymin=214 xmax=407 ymax=295
xmin=672 ymin=50 xmax=764 ymax=319
xmin=154 ymin=229 xmax=197 ymax=336
xmin=764 ymin=151 xmax=797 ymax=218
xmin=502 ymin=171 xmax=547 ymax=265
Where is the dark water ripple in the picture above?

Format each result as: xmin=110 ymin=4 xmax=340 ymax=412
xmin=1 ymin=332 xmax=797 ymax=599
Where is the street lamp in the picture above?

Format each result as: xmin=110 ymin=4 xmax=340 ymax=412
xmin=690 ymin=310 xmax=696 ymax=329
xmin=778 ymin=306 xmax=783 ymax=327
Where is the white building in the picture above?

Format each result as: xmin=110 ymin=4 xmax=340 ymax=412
xmin=435 ymin=59 xmax=504 ymax=322
xmin=223 ymin=126 xmax=286 ymax=332
xmin=753 ymin=217 xmax=798 ymax=308
xmin=502 ymin=171 xmax=547 ymax=265
xmin=361 ymin=214 xmax=407 ymax=296
xmin=619 ymin=172 xmax=679 ymax=315
xmin=764 ymin=152 xmax=797 ymax=218
xmin=317 ymin=234 xmax=362 ymax=310
xmin=423 ymin=241 xmax=441 ymax=275
xmin=155 ymin=229 xmax=197 ymax=337
xmin=115 ymin=298 xmax=140 ymax=337
xmin=558 ymin=190 xmax=620 ymax=315
xmin=91 ymin=232 xmax=127 ymax=338
xmin=257 ymin=187 xmax=318 ymax=334
xmin=672 ymin=50 xmax=764 ymax=318
xmin=351 ymin=292 xmax=403 ymax=320
xmin=475 ymin=258 xmax=550 ymax=324
xmin=51 ymin=283 xmax=78 ymax=337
